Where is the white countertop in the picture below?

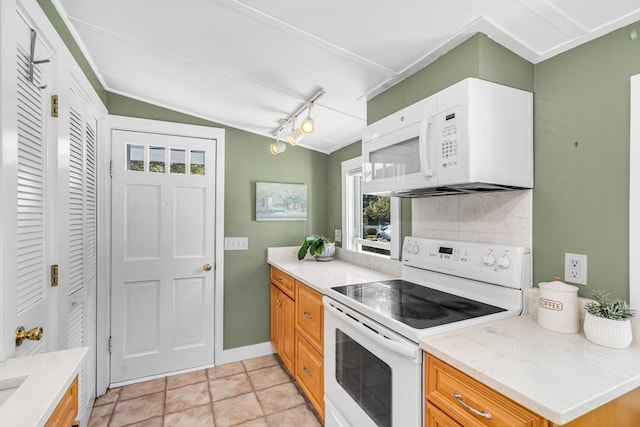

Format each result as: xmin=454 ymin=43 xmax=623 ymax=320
xmin=267 ymin=246 xmax=400 ymax=293
xmin=420 ymin=315 xmax=640 ymax=425
xmin=0 ymin=347 xmax=88 ymax=427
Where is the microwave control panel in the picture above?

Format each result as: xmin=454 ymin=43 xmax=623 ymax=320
xmin=439 ymin=108 xmax=460 ymax=169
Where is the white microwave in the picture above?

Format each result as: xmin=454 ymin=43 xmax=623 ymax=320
xmin=363 ymin=78 xmax=533 ymax=197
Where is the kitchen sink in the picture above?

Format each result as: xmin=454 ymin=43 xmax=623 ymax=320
xmin=0 ymin=375 xmax=28 ymax=406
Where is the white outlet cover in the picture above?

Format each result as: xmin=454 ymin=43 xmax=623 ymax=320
xmin=564 ymin=253 xmax=587 ymax=285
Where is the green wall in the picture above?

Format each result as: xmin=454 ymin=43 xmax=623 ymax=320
xmin=327 ymin=142 xmax=361 ymax=247
xmin=533 ymin=21 xmax=640 ymax=300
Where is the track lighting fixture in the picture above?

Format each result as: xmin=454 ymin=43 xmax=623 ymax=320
xmin=287 ymin=118 xmax=304 ymax=145
xmin=300 ymin=105 xmax=315 ymax=135
xmin=271 ymin=89 xmax=325 ymax=152
xmin=270 ymin=129 xmax=287 ymax=155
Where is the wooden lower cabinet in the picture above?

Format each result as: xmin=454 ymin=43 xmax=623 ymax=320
xmin=269 ymin=267 xmax=324 ymax=420
xmin=45 ymin=376 xmax=79 ymax=427
xmin=425 ymin=354 xmax=546 ymax=427
xmin=425 ymin=353 xmax=640 ymax=427
xmin=295 ymin=332 xmax=324 ymax=417
xmin=270 ymin=282 xmax=295 ymax=374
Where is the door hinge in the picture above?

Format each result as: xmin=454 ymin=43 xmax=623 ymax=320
xmin=108 ymin=336 xmax=113 ymax=353
xmin=50 ymin=264 xmax=58 ymax=287
xmin=51 ymin=95 xmax=58 ymax=117
xmin=110 ymin=160 xmax=113 ymax=177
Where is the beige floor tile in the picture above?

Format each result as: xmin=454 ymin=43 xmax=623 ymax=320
xmin=93 ymin=388 xmax=120 ymax=407
xmin=165 ymin=381 xmax=211 ymax=414
xmin=212 ymin=392 xmax=264 ymax=427
xmin=255 ymin=382 xmax=306 ymax=415
xmin=242 ymin=354 xmax=279 ymax=371
xmin=118 ymin=378 xmax=166 ymax=401
xmin=167 ymin=370 xmax=207 ymax=390
xmin=266 ymin=404 xmax=323 ymax=427
xmin=126 ymin=417 xmax=163 ymax=427
xmin=110 ymin=392 xmax=165 ymax=426
xmin=209 ymin=372 xmax=253 ymax=402
xmin=207 ymin=361 xmax=245 ymax=379
xmin=88 ymin=402 xmax=114 ymax=426
xmin=163 ymin=403 xmax=215 ymax=427
xmin=247 ymin=364 xmax=291 ymax=391
xmin=233 ymin=418 xmax=269 ymax=427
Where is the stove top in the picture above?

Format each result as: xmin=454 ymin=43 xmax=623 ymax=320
xmin=325 ymin=237 xmax=531 ymax=342
xmin=331 ymin=279 xmax=505 ymax=329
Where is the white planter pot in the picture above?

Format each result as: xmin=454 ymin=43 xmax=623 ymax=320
xmin=583 ymin=312 xmax=633 ymax=349
xmin=314 ymin=242 xmax=335 ymax=262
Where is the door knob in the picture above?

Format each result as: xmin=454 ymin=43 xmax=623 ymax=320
xmin=16 ymin=326 xmax=43 ymax=346
xmin=203 ymin=263 xmax=212 ymax=271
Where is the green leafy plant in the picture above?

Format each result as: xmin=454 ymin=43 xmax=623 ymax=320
xmin=297 ymin=235 xmax=331 ymax=260
xmin=585 ymin=290 xmax=635 ymax=320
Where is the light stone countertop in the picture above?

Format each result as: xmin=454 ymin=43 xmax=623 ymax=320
xmin=0 ymin=347 xmax=88 ymax=427
xmin=267 ymin=246 xmax=400 ymax=293
xmin=420 ymin=314 xmax=640 ymax=425
xmin=268 ymin=246 xmax=639 ymax=424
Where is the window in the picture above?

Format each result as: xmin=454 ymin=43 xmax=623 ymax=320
xmin=342 ymin=157 xmax=401 ymax=259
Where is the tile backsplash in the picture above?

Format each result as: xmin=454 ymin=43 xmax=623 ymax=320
xmin=412 ymin=189 xmax=532 ymax=248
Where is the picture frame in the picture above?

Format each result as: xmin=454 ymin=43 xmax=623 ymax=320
xmin=256 ymin=182 xmax=307 ymax=221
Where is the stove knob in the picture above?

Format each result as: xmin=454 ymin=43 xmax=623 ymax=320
xmin=482 ymin=253 xmax=496 ymax=267
xmin=411 ymin=243 xmax=420 ymax=255
xmin=497 ymin=254 xmax=512 ymax=269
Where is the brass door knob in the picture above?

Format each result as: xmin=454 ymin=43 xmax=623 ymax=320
xmin=203 ymin=263 xmax=212 ymax=271
xmin=16 ymin=326 xmax=43 ymax=346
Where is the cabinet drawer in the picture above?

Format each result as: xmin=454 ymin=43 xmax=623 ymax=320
xmin=426 ymin=401 xmax=464 ymax=427
xmin=295 ymin=332 xmax=324 ymax=419
xmin=295 ymin=282 xmax=323 ymax=351
xmin=45 ymin=376 xmax=78 ymax=427
xmin=426 ymin=355 xmax=544 ymax=427
xmin=271 ymin=267 xmax=295 ymax=298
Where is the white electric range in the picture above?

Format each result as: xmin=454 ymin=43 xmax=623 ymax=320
xmin=323 ymin=237 xmax=531 ymax=427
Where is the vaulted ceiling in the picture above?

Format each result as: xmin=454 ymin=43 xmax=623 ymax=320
xmin=54 ymin=0 xmax=640 ymax=153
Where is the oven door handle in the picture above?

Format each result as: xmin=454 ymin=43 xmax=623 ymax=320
xmin=324 ymin=299 xmax=419 ymax=362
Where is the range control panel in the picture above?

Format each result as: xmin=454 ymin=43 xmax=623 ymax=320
xmin=402 ymin=237 xmax=531 ymax=289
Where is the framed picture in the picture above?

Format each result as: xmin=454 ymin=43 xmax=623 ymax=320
xmin=256 ymin=182 xmax=307 ymax=221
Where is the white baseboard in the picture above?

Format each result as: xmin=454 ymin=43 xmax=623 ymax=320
xmin=215 ymin=341 xmax=275 ymax=365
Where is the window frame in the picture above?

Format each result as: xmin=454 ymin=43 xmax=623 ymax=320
xmin=342 ymin=156 xmax=401 ymax=259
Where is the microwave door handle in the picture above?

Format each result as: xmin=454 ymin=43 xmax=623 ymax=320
xmin=420 ymin=117 xmax=433 ymax=177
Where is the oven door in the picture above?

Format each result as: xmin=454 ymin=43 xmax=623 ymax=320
xmin=323 ymin=297 xmax=423 ymax=427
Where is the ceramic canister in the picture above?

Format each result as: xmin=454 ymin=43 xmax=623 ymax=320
xmin=537 ymin=279 xmax=580 ymax=333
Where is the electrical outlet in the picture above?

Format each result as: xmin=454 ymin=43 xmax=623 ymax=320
xmin=564 ymin=253 xmax=587 ymax=285
xmin=335 ymin=229 xmax=342 ymax=242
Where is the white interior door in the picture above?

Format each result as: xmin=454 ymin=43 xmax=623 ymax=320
xmin=4 ymin=11 xmax=55 ymax=358
xmin=110 ymin=130 xmax=216 ymax=383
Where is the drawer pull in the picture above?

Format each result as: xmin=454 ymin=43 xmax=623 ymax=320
xmin=276 ymin=277 xmax=283 ymax=283
xmin=303 ymin=365 xmax=312 ymax=376
xmin=453 ymin=392 xmax=492 ymax=420
xmin=303 ymin=311 xmax=313 ymax=319
xmin=276 ymin=299 xmax=282 ymax=307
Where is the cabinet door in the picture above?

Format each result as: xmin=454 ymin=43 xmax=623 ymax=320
xmin=270 ymin=284 xmax=294 ymax=374
xmin=426 ymin=402 xmax=463 ymax=427
xmin=281 ymin=291 xmax=295 ymax=373
xmin=270 ymin=284 xmax=282 ymax=353
xmin=295 ymin=282 xmax=323 ymax=351
xmin=295 ymin=332 xmax=324 ymax=419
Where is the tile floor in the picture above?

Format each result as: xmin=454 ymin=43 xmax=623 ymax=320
xmin=89 ymin=354 xmax=323 ymax=427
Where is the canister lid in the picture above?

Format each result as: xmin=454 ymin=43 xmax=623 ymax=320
xmin=538 ymin=278 xmax=579 ymax=292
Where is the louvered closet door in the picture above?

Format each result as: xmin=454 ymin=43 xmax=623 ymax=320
xmin=67 ymin=85 xmax=98 ymax=413
xmin=13 ymin=13 xmax=53 ymax=357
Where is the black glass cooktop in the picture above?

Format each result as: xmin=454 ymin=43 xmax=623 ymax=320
xmin=331 ymin=279 xmax=505 ymax=329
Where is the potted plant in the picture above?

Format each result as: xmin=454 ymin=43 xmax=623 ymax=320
xmin=297 ymin=235 xmax=335 ymax=262
xmin=583 ymin=290 xmax=635 ymax=349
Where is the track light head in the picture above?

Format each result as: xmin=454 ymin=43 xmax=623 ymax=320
xmin=270 ymin=141 xmax=287 ymax=155
xmin=300 ymin=105 xmax=316 ymax=135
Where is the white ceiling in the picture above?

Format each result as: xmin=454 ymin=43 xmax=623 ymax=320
xmin=53 ymin=0 xmax=639 ymax=154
